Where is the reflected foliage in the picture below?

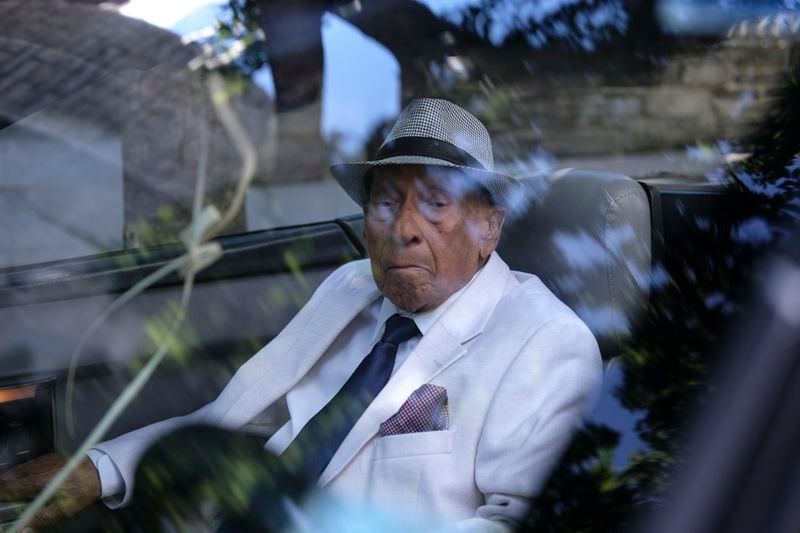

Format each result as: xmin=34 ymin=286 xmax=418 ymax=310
xmin=523 ymin=55 xmax=800 ymax=532
xmin=444 ymin=0 xmax=630 ymax=50
xmin=525 ymin=423 xmax=637 ymax=532
xmin=132 ymin=425 xmax=307 ymax=531
xmin=199 ymin=0 xmax=268 ymax=79
xmin=733 ymin=67 xmax=800 ymax=221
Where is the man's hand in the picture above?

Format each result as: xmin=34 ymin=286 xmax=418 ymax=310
xmin=0 ymin=454 xmax=101 ymax=528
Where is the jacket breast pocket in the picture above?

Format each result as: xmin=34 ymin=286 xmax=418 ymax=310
xmin=371 ymin=430 xmax=454 ymax=461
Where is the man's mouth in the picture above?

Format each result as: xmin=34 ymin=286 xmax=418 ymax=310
xmin=386 ymin=264 xmax=429 ymax=273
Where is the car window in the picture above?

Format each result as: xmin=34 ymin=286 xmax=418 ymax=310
xmin=0 ymin=0 xmax=363 ymax=270
xmin=1 ymin=0 xmax=799 ymax=531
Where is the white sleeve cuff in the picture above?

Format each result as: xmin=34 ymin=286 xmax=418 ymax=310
xmin=86 ymin=449 xmax=126 ymax=504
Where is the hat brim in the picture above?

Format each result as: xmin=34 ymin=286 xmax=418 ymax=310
xmin=330 ymin=155 xmax=521 ymax=208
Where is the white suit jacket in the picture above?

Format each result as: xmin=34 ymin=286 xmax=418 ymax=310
xmin=92 ymin=254 xmax=602 ymax=530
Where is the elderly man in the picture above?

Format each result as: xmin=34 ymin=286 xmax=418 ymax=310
xmin=1 ymin=98 xmax=601 ymax=530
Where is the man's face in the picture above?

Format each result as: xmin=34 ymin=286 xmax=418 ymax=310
xmin=364 ymin=165 xmax=504 ymax=313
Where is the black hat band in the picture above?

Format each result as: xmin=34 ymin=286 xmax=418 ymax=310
xmin=376 ymin=136 xmax=486 ymax=171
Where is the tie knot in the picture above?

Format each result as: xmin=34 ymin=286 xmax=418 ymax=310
xmin=381 ymin=314 xmax=420 ymax=346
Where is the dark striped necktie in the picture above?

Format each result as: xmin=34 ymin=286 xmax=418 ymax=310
xmin=281 ymin=314 xmax=420 ymax=481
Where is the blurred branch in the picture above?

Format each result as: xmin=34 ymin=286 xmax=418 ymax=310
xmin=11 ymin=69 xmax=255 ymax=532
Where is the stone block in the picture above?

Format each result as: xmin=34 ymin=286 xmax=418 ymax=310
xmin=607 ymin=96 xmax=643 ymax=119
xmin=645 ymin=87 xmax=714 ymax=119
xmin=539 ymin=128 xmax=625 ymax=156
xmin=573 ymin=94 xmax=642 ymax=125
xmin=682 ymin=61 xmax=729 ymax=86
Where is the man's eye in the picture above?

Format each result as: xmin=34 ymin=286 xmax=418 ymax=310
xmin=429 ymin=201 xmax=447 ymax=208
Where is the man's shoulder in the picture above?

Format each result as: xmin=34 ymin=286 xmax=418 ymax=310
xmin=319 ymin=259 xmax=375 ymax=291
xmin=488 ymin=272 xmax=601 ymax=387
xmin=495 ymin=271 xmax=595 ymax=341
xmin=286 ymin=260 xmax=378 ymax=324
xmin=329 ymin=258 xmax=372 ymax=276
xmin=504 ymin=272 xmax=578 ymax=318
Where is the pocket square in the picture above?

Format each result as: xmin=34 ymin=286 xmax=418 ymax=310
xmin=379 ymin=384 xmax=449 ymax=436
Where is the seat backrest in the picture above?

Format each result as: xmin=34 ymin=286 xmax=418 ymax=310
xmin=498 ymin=168 xmax=652 ymax=359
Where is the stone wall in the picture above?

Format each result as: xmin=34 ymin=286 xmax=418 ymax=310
xmin=443 ymin=37 xmax=794 ymax=169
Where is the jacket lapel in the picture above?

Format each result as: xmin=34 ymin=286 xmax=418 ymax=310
xmin=218 ymin=266 xmax=381 ymax=427
xmin=319 ymin=253 xmax=517 ymax=485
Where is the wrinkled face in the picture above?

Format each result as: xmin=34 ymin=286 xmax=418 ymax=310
xmin=364 ymin=165 xmax=505 ymax=313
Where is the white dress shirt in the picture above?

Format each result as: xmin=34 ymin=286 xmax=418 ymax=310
xmin=88 ymin=266 xmax=480 ymax=501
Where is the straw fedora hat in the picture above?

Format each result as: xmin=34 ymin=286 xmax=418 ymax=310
xmin=330 ymin=98 xmax=521 ymax=208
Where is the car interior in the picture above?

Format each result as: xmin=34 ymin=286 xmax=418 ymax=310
xmin=0 ymin=168 xmax=729 ymax=515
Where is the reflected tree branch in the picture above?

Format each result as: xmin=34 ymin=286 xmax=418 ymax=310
xmin=11 ymin=69 xmax=255 ymax=532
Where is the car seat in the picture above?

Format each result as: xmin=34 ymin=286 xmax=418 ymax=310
xmin=498 ymin=168 xmax=652 ymax=361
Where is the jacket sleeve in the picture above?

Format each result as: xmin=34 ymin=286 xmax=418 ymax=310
xmin=88 ymin=402 xmax=218 ymax=507
xmin=88 ymin=260 xmax=368 ymax=507
xmin=454 ymin=316 xmax=603 ymax=531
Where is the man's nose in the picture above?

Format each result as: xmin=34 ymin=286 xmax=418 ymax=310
xmin=391 ymin=200 xmax=422 ymax=246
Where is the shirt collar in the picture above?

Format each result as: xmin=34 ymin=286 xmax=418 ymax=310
xmin=370 ymin=258 xmax=487 ymax=344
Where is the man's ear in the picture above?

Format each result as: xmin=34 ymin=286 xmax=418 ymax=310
xmin=479 ymin=207 xmax=506 ymax=260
